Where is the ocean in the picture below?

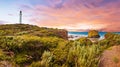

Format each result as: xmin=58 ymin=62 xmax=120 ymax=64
xmin=68 ymin=32 xmax=120 ymax=40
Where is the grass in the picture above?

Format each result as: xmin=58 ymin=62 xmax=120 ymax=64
xmin=66 ymin=42 xmax=102 ymax=67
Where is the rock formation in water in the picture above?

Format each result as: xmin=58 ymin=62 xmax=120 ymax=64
xmin=88 ymin=30 xmax=100 ymax=38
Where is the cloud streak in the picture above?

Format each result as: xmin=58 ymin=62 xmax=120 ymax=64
xmin=21 ymin=0 xmax=120 ymax=32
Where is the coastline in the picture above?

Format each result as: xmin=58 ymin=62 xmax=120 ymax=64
xmin=68 ymin=32 xmax=120 ymax=40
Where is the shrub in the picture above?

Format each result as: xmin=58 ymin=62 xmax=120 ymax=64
xmin=29 ymin=61 xmax=41 ymax=67
xmin=0 ymin=30 xmax=7 ymax=36
xmin=66 ymin=42 xmax=102 ymax=67
xmin=105 ymin=33 xmax=114 ymax=39
xmin=29 ymin=51 xmax=53 ymax=67
xmin=14 ymin=54 xmax=32 ymax=65
xmin=97 ymin=33 xmax=120 ymax=50
xmin=76 ymin=37 xmax=92 ymax=46
xmin=52 ymin=48 xmax=68 ymax=65
xmin=0 ymin=35 xmax=67 ymax=66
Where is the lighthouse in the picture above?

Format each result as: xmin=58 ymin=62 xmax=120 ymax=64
xmin=19 ymin=11 xmax=22 ymax=24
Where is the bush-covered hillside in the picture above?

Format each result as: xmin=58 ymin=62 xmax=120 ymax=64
xmin=0 ymin=24 xmax=120 ymax=67
xmin=0 ymin=35 xmax=68 ymax=67
xmin=0 ymin=24 xmax=68 ymax=40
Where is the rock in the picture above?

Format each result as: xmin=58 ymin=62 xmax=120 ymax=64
xmin=56 ymin=29 xmax=68 ymax=40
xmin=99 ymin=45 xmax=120 ymax=67
xmin=88 ymin=30 xmax=100 ymax=38
xmin=68 ymin=35 xmax=74 ymax=38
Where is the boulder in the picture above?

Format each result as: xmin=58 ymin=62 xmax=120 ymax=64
xmin=88 ymin=30 xmax=100 ymax=38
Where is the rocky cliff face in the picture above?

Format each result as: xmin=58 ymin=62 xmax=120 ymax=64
xmin=55 ymin=29 xmax=68 ymax=40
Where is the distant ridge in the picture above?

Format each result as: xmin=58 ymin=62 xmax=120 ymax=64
xmin=0 ymin=24 xmax=68 ymax=39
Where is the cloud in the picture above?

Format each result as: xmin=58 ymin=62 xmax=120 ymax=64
xmin=20 ymin=0 xmax=120 ymax=32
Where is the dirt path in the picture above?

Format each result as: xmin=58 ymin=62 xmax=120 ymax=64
xmin=99 ymin=45 xmax=120 ymax=67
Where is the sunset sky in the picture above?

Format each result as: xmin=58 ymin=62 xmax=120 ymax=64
xmin=0 ymin=0 xmax=120 ymax=32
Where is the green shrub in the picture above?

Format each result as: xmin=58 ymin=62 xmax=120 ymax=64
xmin=14 ymin=54 xmax=31 ymax=65
xmin=76 ymin=37 xmax=92 ymax=46
xmin=0 ymin=35 xmax=67 ymax=66
xmin=0 ymin=30 xmax=7 ymax=36
xmin=104 ymin=32 xmax=114 ymax=39
xmin=29 ymin=51 xmax=53 ymax=67
xmin=29 ymin=61 xmax=41 ymax=67
xmin=66 ymin=42 xmax=102 ymax=67
xmin=98 ymin=33 xmax=120 ymax=49
xmin=52 ymin=49 xmax=68 ymax=65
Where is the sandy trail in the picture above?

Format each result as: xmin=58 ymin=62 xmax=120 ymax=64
xmin=99 ymin=45 xmax=120 ymax=67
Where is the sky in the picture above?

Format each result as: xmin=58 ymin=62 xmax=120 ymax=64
xmin=0 ymin=0 xmax=120 ymax=32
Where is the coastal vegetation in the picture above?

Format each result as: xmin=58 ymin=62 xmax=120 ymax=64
xmin=0 ymin=24 xmax=120 ymax=67
xmin=0 ymin=24 xmax=68 ymax=40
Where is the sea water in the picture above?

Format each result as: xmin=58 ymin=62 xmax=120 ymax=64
xmin=68 ymin=32 xmax=120 ymax=40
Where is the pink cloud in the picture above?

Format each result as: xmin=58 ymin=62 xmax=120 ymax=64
xmin=21 ymin=0 xmax=120 ymax=32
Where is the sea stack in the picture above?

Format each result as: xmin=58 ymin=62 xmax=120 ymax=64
xmin=88 ymin=30 xmax=100 ymax=38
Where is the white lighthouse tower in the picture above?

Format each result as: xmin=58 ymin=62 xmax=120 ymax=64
xmin=19 ymin=11 xmax=22 ymax=24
